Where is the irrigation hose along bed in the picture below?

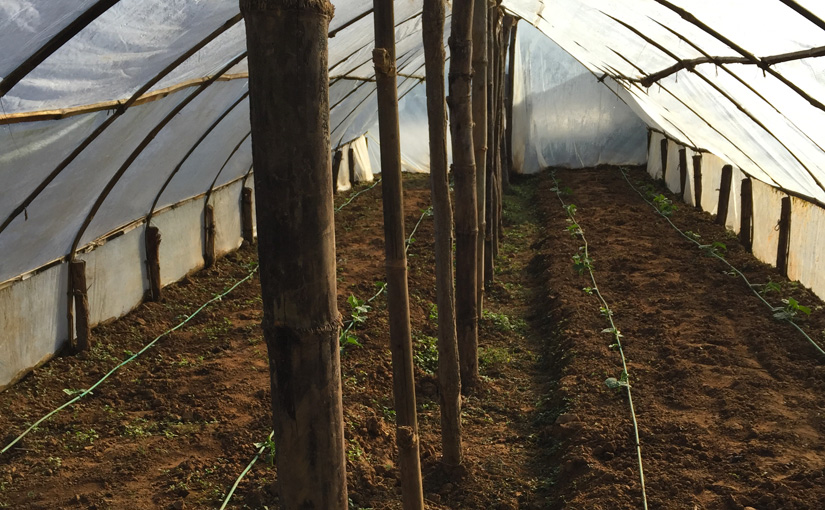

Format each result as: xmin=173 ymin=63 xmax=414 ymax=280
xmin=219 ymin=203 xmax=433 ymax=509
xmin=550 ymin=171 xmax=650 ymax=510
xmin=619 ymin=167 xmax=825 ymax=358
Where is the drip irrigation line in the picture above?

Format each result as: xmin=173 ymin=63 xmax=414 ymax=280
xmin=336 ymin=178 xmax=383 ymax=211
xmin=220 ymin=203 xmax=433 ymax=509
xmin=618 ymin=167 xmax=825 ymax=357
xmin=549 ymin=172 xmax=650 ymax=510
xmin=0 ymin=267 xmax=259 ymax=456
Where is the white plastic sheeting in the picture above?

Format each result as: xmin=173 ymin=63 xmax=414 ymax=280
xmin=335 ymin=135 xmax=374 ymax=192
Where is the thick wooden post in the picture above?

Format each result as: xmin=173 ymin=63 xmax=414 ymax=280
xmin=422 ymin=0 xmax=462 ymax=467
xmin=777 ymin=196 xmax=792 ymax=276
xmin=716 ymin=164 xmax=733 ymax=225
xmin=448 ymin=0 xmax=480 ymax=393
xmin=692 ymin=153 xmax=703 ymax=208
xmin=241 ymin=1 xmax=347 ymax=508
xmin=473 ymin=0 xmax=488 ymax=318
xmin=740 ymin=177 xmax=753 ymax=251
xmin=484 ymin=5 xmax=496 ymax=286
xmin=660 ymin=137 xmax=668 ymax=180
xmin=372 ymin=1 xmax=425 ymax=508
xmin=145 ymin=226 xmax=162 ymax=301
xmin=348 ymin=146 xmax=356 ymax=184
xmin=504 ymin=19 xmax=517 ymax=186
xmin=70 ymin=260 xmax=91 ymax=352
xmin=679 ymin=148 xmax=688 ymax=197
xmin=241 ymin=187 xmax=254 ymax=245
xmin=204 ymin=203 xmax=216 ymax=267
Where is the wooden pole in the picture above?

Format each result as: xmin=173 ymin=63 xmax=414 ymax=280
xmin=145 ymin=226 xmax=162 ymax=301
xmin=240 ymin=1 xmax=347 ymax=508
xmin=679 ymin=148 xmax=688 ymax=197
xmin=348 ymin=146 xmax=356 ymax=184
xmin=448 ymin=0 xmax=480 ymax=393
xmin=740 ymin=177 xmax=753 ymax=251
xmin=473 ymin=0 xmax=488 ymax=319
xmin=422 ymin=0 xmax=463 ymax=467
xmin=372 ymin=1 xmax=425 ymax=507
xmin=332 ymin=148 xmax=343 ymax=191
xmin=777 ymin=196 xmax=792 ymax=276
xmin=70 ymin=260 xmax=91 ymax=352
xmin=660 ymin=138 xmax=668 ymax=181
xmin=716 ymin=164 xmax=733 ymax=225
xmin=241 ymin=187 xmax=254 ymax=245
xmin=692 ymin=153 xmax=703 ymax=208
xmin=204 ymin=203 xmax=216 ymax=267
xmin=505 ymin=19 xmax=518 ymax=182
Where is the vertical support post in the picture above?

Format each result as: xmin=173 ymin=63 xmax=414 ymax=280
xmin=692 ymin=154 xmax=703 ymax=208
xmin=448 ymin=0 xmax=480 ymax=393
xmin=348 ymin=146 xmax=356 ymax=185
xmin=422 ymin=0 xmax=462 ymax=467
xmin=504 ymin=19 xmax=517 ymax=185
xmin=70 ymin=260 xmax=91 ymax=352
xmin=204 ymin=203 xmax=216 ymax=267
xmin=145 ymin=225 xmax=162 ymax=301
xmin=660 ymin=137 xmax=668 ymax=181
xmin=777 ymin=196 xmax=792 ymax=276
xmin=740 ymin=177 xmax=753 ymax=251
xmin=716 ymin=164 xmax=733 ymax=226
xmin=473 ymin=0 xmax=488 ymax=319
xmin=241 ymin=1 xmax=347 ymax=508
xmin=372 ymin=1 xmax=425 ymax=507
xmin=241 ymin=187 xmax=254 ymax=245
xmin=679 ymin=148 xmax=688 ymax=198
xmin=332 ymin=148 xmax=343 ymax=192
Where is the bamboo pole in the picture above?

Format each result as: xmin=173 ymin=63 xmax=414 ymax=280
xmin=484 ymin=4 xmax=498 ymax=285
xmin=422 ymin=0 xmax=463 ymax=467
xmin=504 ymin=19 xmax=518 ymax=183
xmin=449 ymin=0 xmax=480 ymax=393
xmin=372 ymin=1 xmax=425 ymax=508
xmin=777 ymin=196 xmax=792 ymax=276
xmin=716 ymin=165 xmax=733 ymax=226
xmin=740 ymin=178 xmax=754 ymax=251
xmin=70 ymin=260 xmax=91 ymax=352
xmin=473 ymin=0 xmax=488 ymax=319
xmin=241 ymin=1 xmax=347 ymax=508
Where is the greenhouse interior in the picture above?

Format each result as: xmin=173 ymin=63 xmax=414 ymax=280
xmin=1 ymin=0 xmax=824 ymax=508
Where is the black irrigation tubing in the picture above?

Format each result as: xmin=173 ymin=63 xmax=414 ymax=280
xmin=549 ymin=171 xmax=650 ymax=510
xmin=0 ymin=267 xmax=259 ymax=456
xmin=618 ymin=167 xmax=825 ymax=358
xmin=220 ymin=202 xmax=433 ymax=509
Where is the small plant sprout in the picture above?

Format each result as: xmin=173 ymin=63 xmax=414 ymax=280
xmin=685 ymin=230 xmax=701 ymax=241
xmin=582 ymin=287 xmax=594 ymax=295
xmin=652 ymin=194 xmax=677 ymax=216
xmin=605 ymin=370 xmax=630 ymax=389
xmin=572 ymin=248 xmax=593 ymax=275
xmin=601 ymin=327 xmax=623 ymax=339
xmin=773 ymin=297 xmax=812 ymax=321
xmin=565 ymin=203 xmax=578 ymax=217
xmin=599 ymin=306 xmax=613 ymax=318
xmin=348 ymin=295 xmax=370 ymax=326
xmin=757 ymin=280 xmax=782 ymax=295
xmin=699 ymin=241 xmax=727 ymax=257
xmin=566 ymin=222 xmax=584 ymax=237
xmin=254 ymin=435 xmax=277 ymax=466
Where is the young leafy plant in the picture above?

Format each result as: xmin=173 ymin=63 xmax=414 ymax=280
xmin=652 ymin=194 xmax=677 ymax=216
xmin=348 ymin=294 xmax=370 ymax=326
xmin=773 ymin=297 xmax=811 ymax=321
xmin=572 ymin=248 xmax=593 ymax=275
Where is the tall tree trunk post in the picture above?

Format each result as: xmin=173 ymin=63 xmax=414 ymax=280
xmin=240 ymin=1 xmax=347 ymax=508
xmin=422 ymin=0 xmax=463 ymax=467
xmin=372 ymin=2 xmax=426 ymax=508
xmin=504 ymin=19 xmax=518 ymax=185
xmin=449 ymin=0 xmax=480 ymax=393
xmin=472 ymin=0 xmax=488 ymax=319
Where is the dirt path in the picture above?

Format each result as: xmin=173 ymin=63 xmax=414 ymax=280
xmin=535 ymin=167 xmax=825 ymax=509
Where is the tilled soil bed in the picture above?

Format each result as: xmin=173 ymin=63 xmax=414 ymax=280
xmin=1 ymin=167 xmax=823 ymax=510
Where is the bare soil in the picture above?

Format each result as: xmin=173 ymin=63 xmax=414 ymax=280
xmin=0 ymin=167 xmax=823 ymax=510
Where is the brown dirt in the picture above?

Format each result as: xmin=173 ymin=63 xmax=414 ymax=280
xmin=0 ymin=167 xmax=823 ymax=510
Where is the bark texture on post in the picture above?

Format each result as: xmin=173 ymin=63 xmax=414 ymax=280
xmin=740 ymin=178 xmax=753 ymax=251
xmin=692 ymin=154 xmax=703 ymax=208
xmin=372 ymin=1 xmax=425 ymax=508
xmin=679 ymin=148 xmax=688 ymax=197
xmin=448 ymin=0 xmax=480 ymax=393
xmin=473 ymin=0 xmax=488 ymax=319
xmin=504 ymin=19 xmax=518 ymax=183
xmin=716 ymin=164 xmax=733 ymax=226
xmin=241 ymin=1 xmax=347 ymax=508
xmin=777 ymin=196 xmax=791 ymax=276
xmin=660 ymin=138 xmax=668 ymax=180
xmin=204 ymin=203 xmax=216 ymax=267
xmin=241 ymin=186 xmax=254 ymax=245
xmin=484 ymin=4 xmax=497 ymax=286
xmin=70 ymin=260 xmax=91 ymax=352
xmin=145 ymin=226 xmax=162 ymax=301
xmin=422 ymin=0 xmax=462 ymax=467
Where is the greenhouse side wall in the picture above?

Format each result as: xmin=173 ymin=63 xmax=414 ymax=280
xmin=0 ymin=179 xmax=252 ymax=391
xmin=648 ymin=131 xmax=825 ymax=302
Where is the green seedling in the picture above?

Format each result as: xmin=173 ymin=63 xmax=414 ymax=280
xmin=599 ymin=306 xmax=613 ymax=318
xmin=605 ymin=370 xmax=630 ymax=389
xmin=348 ymin=294 xmax=370 ymax=326
xmin=62 ymin=388 xmax=88 ymax=396
xmin=566 ymin=222 xmax=583 ymax=238
xmin=254 ymin=436 xmax=277 ymax=466
xmin=601 ymin=327 xmax=623 ymax=339
xmin=428 ymin=302 xmax=438 ymax=323
xmin=773 ymin=297 xmax=811 ymax=321
xmin=565 ymin=203 xmax=578 ymax=217
xmin=572 ymin=249 xmax=593 ymax=275
xmin=413 ymin=334 xmax=439 ymax=374
xmin=582 ymin=287 xmax=594 ymax=295
xmin=652 ymin=194 xmax=677 ymax=216
xmin=699 ymin=241 xmax=727 ymax=257
xmin=685 ymin=230 xmax=701 ymax=241
xmin=757 ymin=280 xmax=782 ymax=295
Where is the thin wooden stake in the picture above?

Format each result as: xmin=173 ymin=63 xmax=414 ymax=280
xmin=660 ymin=138 xmax=668 ymax=181
xmin=145 ymin=226 xmax=162 ymax=301
xmin=740 ymin=178 xmax=753 ymax=251
xmin=332 ymin=149 xmax=343 ymax=191
xmin=241 ymin=187 xmax=254 ymax=245
xmin=373 ymin=0 xmax=425 ymax=507
xmin=348 ymin=146 xmax=356 ymax=184
xmin=473 ymin=0 xmax=488 ymax=320
xmin=241 ymin=0 xmax=347 ymax=507
xmin=448 ymin=0 xmax=480 ymax=393
xmin=692 ymin=154 xmax=703 ymax=208
xmin=716 ymin=164 xmax=733 ymax=226
xmin=422 ymin=0 xmax=463 ymax=467
xmin=70 ymin=260 xmax=91 ymax=352
xmin=679 ymin=148 xmax=688 ymax=197
xmin=504 ymin=19 xmax=518 ymax=184
xmin=204 ymin=204 xmax=216 ymax=268
xmin=777 ymin=196 xmax=792 ymax=276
